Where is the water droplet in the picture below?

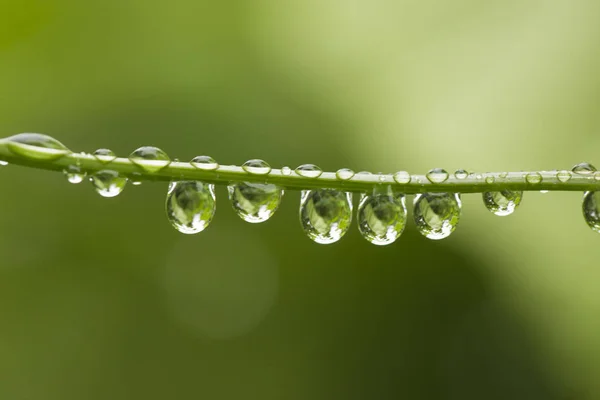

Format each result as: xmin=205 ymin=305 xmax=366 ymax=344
xmin=525 ymin=172 xmax=542 ymax=184
xmin=0 ymin=160 xmax=8 ymax=166
xmin=499 ymin=171 xmax=508 ymax=179
xmin=166 ymin=181 xmax=216 ymax=234
xmin=63 ymin=164 xmax=86 ymax=184
xmin=129 ymin=146 xmax=171 ymax=173
xmin=300 ymin=189 xmax=352 ymax=244
xmin=90 ymin=170 xmax=127 ymax=197
xmin=556 ymin=170 xmax=571 ymax=182
xmin=295 ymin=164 xmax=323 ymax=178
xmin=228 ymin=182 xmax=282 ymax=223
xmin=573 ymin=162 xmax=596 ymax=175
xmin=540 ymin=190 xmax=549 ymax=194
xmin=6 ymin=133 xmax=70 ymax=160
xmin=413 ymin=193 xmax=461 ymax=240
xmin=393 ymin=171 xmax=411 ymax=184
xmin=583 ymin=191 xmax=600 ymax=233
xmin=93 ymin=148 xmax=117 ymax=164
xmin=190 ymin=155 xmax=218 ymax=170
xmin=485 ymin=175 xmax=495 ymax=184
xmin=475 ymin=174 xmax=483 ymax=180
xmin=482 ymin=190 xmax=523 ymax=216
xmin=358 ymin=191 xmax=406 ymax=245
xmin=336 ymin=168 xmax=355 ymax=180
xmin=377 ymin=174 xmax=387 ymax=182
xmin=594 ymin=171 xmax=600 ymax=181
xmin=454 ymin=169 xmax=468 ymax=180
xmin=281 ymin=166 xmax=292 ymax=176
xmin=426 ymin=168 xmax=449 ymax=184
xmin=242 ymin=159 xmax=271 ymax=175
xmin=130 ymin=172 xmax=143 ymax=186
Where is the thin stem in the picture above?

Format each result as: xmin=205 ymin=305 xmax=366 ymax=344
xmin=0 ymin=139 xmax=597 ymax=194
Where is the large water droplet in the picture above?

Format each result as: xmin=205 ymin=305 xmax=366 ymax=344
xmin=242 ymin=159 xmax=271 ymax=175
xmin=228 ymin=182 xmax=282 ymax=223
xmin=525 ymin=172 xmax=542 ymax=184
xmin=583 ymin=191 xmax=600 ymax=233
xmin=166 ymin=181 xmax=216 ymax=234
xmin=556 ymin=170 xmax=571 ymax=182
xmin=413 ymin=193 xmax=461 ymax=240
xmin=300 ymin=189 xmax=352 ymax=244
xmin=482 ymin=190 xmax=523 ymax=216
xmin=573 ymin=162 xmax=596 ymax=175
xmin=63 ymin=164 xmax=86 ymax=184
xmin=393 ymin=171 xmax=411 ymax=184
xmin=426 ymin=168 xmax=449 ymax=184
xmin=190 ymin=155 xmax=218 ymax=170
xmin=295 ymin=164 xmax=323 ymax=178
xmin=6 ymin=133 xmax=70 ymax=160
xmin=358 ymin=191 xmax=406 ymax=245
xmin=454 ymin=169 xmax=468 ymax=180
xmin=90 ymin=170 xmax=127 ymax=197
xmin=336 ymin=168 xmax=355 ymax=181
xmin=129 ymin=146 xmax=171 ymax=173
xmin=93 ymin=148 xmax=117 ymax=164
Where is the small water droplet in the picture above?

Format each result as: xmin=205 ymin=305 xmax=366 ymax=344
xmin=540 ymin=190 xmax=549 ymax=194
xmin=336 ymin=168 xmax=355 ymax=180
xmin=190 ymin=155 xmax=218 ymax=170
xmin=6 ymin=133 xmax=70 ymax=160
xmin=93 ymin=148 xmax=117 ymax=164
xmin=242 ymin=159 xmax=271 ymax=175
xmin=476 ymin=174 xmax=483 ymax=180
xmin=413 ymin=193 xmax=461 ymax=240
xmin=295 ymin=164 xmax=323 ymax=178
xmin=130 ymin=172 xmax=143 ymax=186
xmin=499 ymin=171 xmax=508 ymax=179
xmin=482 ymin=190 xmax=523 ymax=216
xmin=63 ymin=164 xmax=86 ymax=184
xmin=281 ymin=166 xmax=292 ymax=176
xmin=378 ymin=174 xmax=386 ymax=182
xmin=300 ymin=189 xmax=352 ymax=244
xmin=129 ymin=146 xmax=171 ymax=173
xmin=393 ymin=171 xmax=411 ymax=184
xmin=583 ymin=191 xmax=600 ymax=233
xmin=525 ymin=172 xmax=542 ymax=184
xmin=485 ymin=175 xmax=495 ymax=184
xmin=228 ymin=182 xmax=282 ymax=223
xmin=573 ymin=162 xmax=596 ymax=175
xmin=454 ymin=169 xmax=468 ymax=180
xmin=556 ymin=170 xmax=571 ymax=182
xmin=166 ymin=181 xmax=216 ymax=234
xmin=426 ymin=168 xmax=449 ymax=184
xmin=90 ymin=170 xmax=127 ymax=197
xmin=358 ymin=192 xmax=406 ymax=245
xmin=0 ymin=160 xmax=8 ymax=166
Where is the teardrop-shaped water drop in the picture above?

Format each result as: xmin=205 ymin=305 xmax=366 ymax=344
xmin=482 ymin=190 xmax=523 ymax=216
xmin=90 ymin=170 xmax=127 ymax=198
xmin=454 ymin=169 xmax=468 ymax=180
xmin=573 ymin=162 xmax=596 ymax=175
xmin=6 ymin=133 xmax=70 ymax=161
xmin=281 ymin=166 xmax=292 ymax=176
xmin=358 ymin=191 xmax=406 ymax=245
xmin=336 ymin=168 xmax=355 ymax=181
xmin=300 ymin=189 xmax=352 ymax=244
xmin=166 ymin=181 xmax=216 ymax=234
xmin=242 ymin=159 xmax=271 ymax=175
xmin=130 ymin=172 xmax=143 ymax=186
xmin=296 ymin=164 xmax=323 ymax=178
xmin=63 ymin=164 xmax=86 ymax=184
xmin=426 ymin=168 xmax=449 ymax=184
xmin=413 ymin=193 xmax=461 ymax=240
xmin=190 ymin=155 xmax=218 ymax=170
xmin=393 ymin=171 xmax=411 ymax=184
xmin=556 ymin=170 xmax=571 ymax=182
xmin=228 ymin=182 xmax=283 ymax=223
xmin=93 ymin=148 xmax=117 ymax=164
xmin=525 ymin=172 xmax=542 ymax=184
xmin=583 ymin=191 xmax=600 ymax=233
xmin=129 ymin=146 xmax=171 ymax=173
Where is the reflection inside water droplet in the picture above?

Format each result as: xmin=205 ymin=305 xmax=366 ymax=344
xmin=242 ymin=159 xmax=271 ymax=175
xmin=63 ymin=164 xmax=86 ymax=184
xmin=166 ymin=181 xmax=216 ymax=234
xmin=90 ymin=170 xmax=127 ymax=197
xmin=358 ymin=190 xmax=406 ymax=245
xmin=583 ymin=191 xmax=600 ymax=233
xmin=93 ymin=148 xmax=117 ymax=164
xmin=6 ymin=133 xmax=71 ymax=161
xmin=190 ymin=155 xmax=219 ymax=171
xmin=426 ymin=168 xmax=449 ymax=184
xmin=300 ymin=189 xmax=352 ymax=244
xmin=413 ymin=193 xmax=461 ymax=240
xmin=482 ymin=190 xmax=523 ymax=216
xmin=129 ymin=146 xmax=171 ymax=173
xmin=393 ymin=171 xmax=411 ymax=184
xmin=228 ymin=182 xmax=282 ymax=223
xmin=295 ymin=164 xmax=323 ymax=178
xmin=336 ymin=168 xmax=355 ymax=180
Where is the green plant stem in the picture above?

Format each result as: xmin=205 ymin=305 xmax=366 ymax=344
xmin=0 ymin=140 xmax=597 ymax=194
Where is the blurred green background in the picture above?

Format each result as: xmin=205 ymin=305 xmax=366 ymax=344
xmin=1 ymin=0 xmax=600 ymax=398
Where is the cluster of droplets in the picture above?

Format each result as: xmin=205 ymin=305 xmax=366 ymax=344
xmin=4 ymin=133 xmax=600 ymax=242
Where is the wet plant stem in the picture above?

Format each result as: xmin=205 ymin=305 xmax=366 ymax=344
xmin=0 ymin=140 xmax=597 ymax=194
